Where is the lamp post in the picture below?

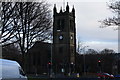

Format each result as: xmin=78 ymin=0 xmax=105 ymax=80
xmin=50 ymin=42 xmax=53 ymax=78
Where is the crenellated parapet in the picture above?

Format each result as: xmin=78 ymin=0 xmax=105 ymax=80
xmin=53 ymin=2 xmax=75 ymax=17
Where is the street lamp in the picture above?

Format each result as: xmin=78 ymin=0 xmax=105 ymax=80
xmin=50 ymin=42 xmax=53 ymax=78
xmin=98 ymin=60 xmax=102 ymax=73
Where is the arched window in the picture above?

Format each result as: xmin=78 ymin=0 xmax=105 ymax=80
xmin=57 ymin=19 xmax=65 ymax=31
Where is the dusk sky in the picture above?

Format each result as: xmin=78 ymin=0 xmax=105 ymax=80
xmin=48 ymin=0 xmax=118 ymax=52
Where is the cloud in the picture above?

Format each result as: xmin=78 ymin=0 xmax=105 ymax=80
xmin=76 ymin=2 xmax=118 ymax=42
xmin=48 ymin=0 xmax=110 ymax=3
xmin=48 ymin=0 xmax=118 ymax=52
xmin=85 ymin=41 xmax=118 ymax=52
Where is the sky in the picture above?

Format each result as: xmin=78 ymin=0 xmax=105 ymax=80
xmin=47 ymin=0 xmax=118 ymax=53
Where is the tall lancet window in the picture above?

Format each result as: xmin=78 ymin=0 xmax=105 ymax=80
xmin=57 ymin=19 xmax=65 ymax=31
xmin=70 ymin=20 xmax=74 ymax=32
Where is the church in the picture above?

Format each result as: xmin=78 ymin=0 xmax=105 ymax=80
xmin=26 ymin=3 xmax=76 ymax=75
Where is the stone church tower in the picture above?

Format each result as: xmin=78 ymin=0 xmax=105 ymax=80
xmin=53 ymin=3 xmax=76 ymax=74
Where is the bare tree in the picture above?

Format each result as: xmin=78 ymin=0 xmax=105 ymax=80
xmin=100 ymin=48 xmax=115 ymax=54
xmin=86 ymin=49 xmax=98 ymax=54
xmin=1 ymin=2 xmax=18 ymax=45
xmin=77 ymin=39 xmax=86 ymax=54
xmin=100 ymin=0 xmax=120 ymax=30
xmin=1 ymin=1 xmax=52 ymax=54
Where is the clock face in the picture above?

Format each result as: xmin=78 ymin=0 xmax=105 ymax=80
xmin=59 ymin=35 xmax=63 ymax=40
xmin=71 ymin=35 xmax=73 ymax=40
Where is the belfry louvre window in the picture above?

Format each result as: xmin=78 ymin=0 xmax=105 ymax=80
xmin=70 ymin=20 xmax=74 ymax=31
xmin=61 ymin=19 xmax=65 ymax=31
xmin=57 ymin=19 xmax=65 ymax=31
xmin=57 ymin=19 xmax=60 ymax=30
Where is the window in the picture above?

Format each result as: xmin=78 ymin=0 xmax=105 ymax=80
xmin=57 ymin=19 xmax=60 ymax=30
xmin=57 ymin=19 xmax=65 ymax=31
xmin=70 ymin=20 xmax=74 ymax=31
xmin=61 ymin=19 xmax=65 ymax=31
xmin=19 ymin=67 xmax=25 ymax=76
